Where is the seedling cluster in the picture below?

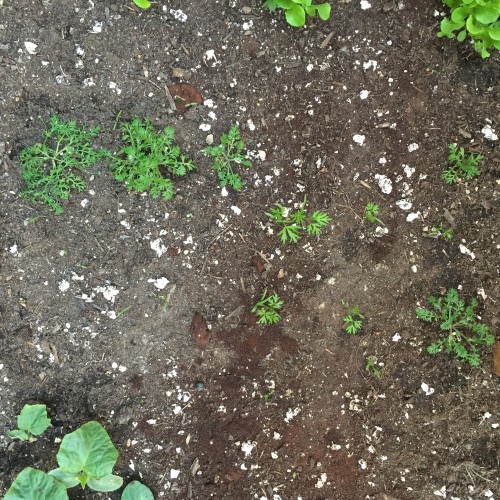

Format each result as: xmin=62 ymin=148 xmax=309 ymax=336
xmin=266 ymin=195 xmax=331 ymax=244
xmin=6 ymin=409 xmax=153 ymax=499
xmin=342 ymin=301 xmax=364 ymax=335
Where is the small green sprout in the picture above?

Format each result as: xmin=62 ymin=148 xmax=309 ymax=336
xmin=9 ymin=404 xmax=51 ymax=441
xmin=203 ymin=125 xmax=252 ymax=190
xmin=266 ymin=195 xmax=331 ymax=244
xmin=429 ymin=222 xmax=453 ymax=240
xmin=19 ymin=115 xmax=110 ymax=214
xmin=365 ymin=356 xmax=381 ymax=379
xmin=112 ymin=118 xmax=195 ymax=201
xmin=416 ymin=288 xmax=495 ymax=366
xmin=342 ymin=301 xmax=364 ymax=335
xmin=442 ymin=143 xmax=483 ymax=184
xmin=252 ymin=290 xmax=283 ymax=325
xmin=133 ymin=0 xmax=151 ymax=9
xmin=263 ymin=390 xmax=274 ymax=401
xmin=364 ymin=202 xmax=384 ymax=226
xmin=263 ymin=0 xmax=331 ymax=27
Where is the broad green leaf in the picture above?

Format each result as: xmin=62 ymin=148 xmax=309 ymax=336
xmin=17 ymin=404 xmax=51 ymax=436
xmin=439 ymin=17 xmax=463 ymax=37
xmin=9 ymin=429 xmax=29 ymax=441
xmin=48 ymin=469 xmax=80 ymax=488
xmin=457 ymin=29 xmax=467 ymax=41
xmin=285 ymin=5 xmax=306 ymax=26
xmin=276 ymin=0 xmax=295 ymax=8
xmin=56 ymin=421 xmax=119 ymax=478
xmin=475 ymin=6 xmax=499 ymax=24
xmin=133 ymin=0 xmax=151 ymax=8
xmin=88 ymin=474 xmax=123 ymax=492
xmin=488 ymin=26 xmax=500 ymax=40
xmin=316 ymin=2 xmax=331 ymax=20
xmin=121 ymin=480 xmax=155 ymax=500
xmin=466 ymin=15 xmax=482 ymax=34
xmin=5 ymin=468 xmax=69 ymax=500
xmin=264 ymin=0 xmax=278 ymax=12
xmin=450 ymin=6 xmax=468 ymax=24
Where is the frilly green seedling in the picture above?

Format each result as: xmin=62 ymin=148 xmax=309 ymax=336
xmin=442 ymin=143 xmax=483 ymax=184
xmin=252 ymin=290 xmax=283 ymax=325
xmin=416 ymin=288 xmax=495 ymax=366
xmin=203 ymin=125 xmax=252 ymax=191
xmin=266 ymin=195 xmax=331 ymax=244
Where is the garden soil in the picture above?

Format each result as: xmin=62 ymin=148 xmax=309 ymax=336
xmin=0 ymin=0 xmax=499 ymax=499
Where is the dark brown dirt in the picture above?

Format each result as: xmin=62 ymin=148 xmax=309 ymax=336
xmin=0 ymin=0 xmax=499 ymax=499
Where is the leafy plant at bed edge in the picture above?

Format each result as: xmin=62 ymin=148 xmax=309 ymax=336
xmin=112 ymin=117 xmax=195 ymax=201
xmin=203 ymin=125 xmax=252 ymax=190
xmin=9 ymin=404 xmax=51 ymax=441
xmin=252 ymin=290 xmax=283 ymax=325
xmin=438 ymin=0 xmax=500 ymax=58
xmin=442 ymin=143 xmax=483 ymax=184
xmin=365 ymin=356 xmax=381 ymax=379
xmin=263 ymin=0 xmax=331 ymax=27
xmin=122 ymin=480 xmax=155 ymax=499
xmin=416 ymin=288 xmax=495 ymax=366
xmin=266 ymin=195 xmax=331 ymax=244
xmin=19 ymin=115 xmax=110 ymax=214
xmin=47 ymin=421 xmax=122 ymax=491
xmin=5 ymin=468 xmax=69 ymax=500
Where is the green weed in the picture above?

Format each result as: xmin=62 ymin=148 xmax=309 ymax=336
xmin=112 ymin=118 xmax=195 ymax=201
xmin=252 ymin=290 xmax=283 ymax=325
xmin=364 ymin=202 xmax=384 ymax=226
xmin=266 ymin=195 xmax=331 ymax=244
xmin=442 ymin=143 xmax=483 ymax=184
xmin=19 ymin=115 xmax=109 ymax=214
xmin=342 ymin=301 xmax=364 ymax=335
xmin=416 ymin=288 xmax=495 ymax=366
xmin=429 ymin=222 xmax=454 ymax=240
xmin=365 ymin=356 xmax=381 ymax=379
xmin=203 ymin=125 xmax=252 ymax=191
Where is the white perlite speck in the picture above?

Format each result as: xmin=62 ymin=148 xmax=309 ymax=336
xmin=353 ymin=134 xmax=366 ymax=145
xmin=481 ymin=124 xmax=498 ymax=141
xmin=421 ymin=382 xmax=435 ymax=396
xmin=24 ymin=42 xmax=38 ymax=54
xmin=241 ymin=441 xmax=256 ymax=457
xmin=231 ymin=206 xmax=241 ymax=215
xmin=374 ymin=174 xmax=393 ymax=194
xmin=408 ymin=143 xmax=419 ymax=152
xmin=459 ymin=244 xmax=475 ymax=260
xmin=96 ymin=285 xmax=119 ymax=302
xmin=359 ymin=90 xmax=370 ymax=99
xmin=58 ymin=280 xmax=70 ymax=293
xmin=360 ymin=0 xmax=371 ymax=9
xmin=396 ymin=199 xmax=412 ymax=210
xmin=148 ymin=277 xmax=170 ymax=290
xmin=150 ymin=238 xmax=167 ymax=257
xmin=170 ymin=9 xmax=187 ymax=22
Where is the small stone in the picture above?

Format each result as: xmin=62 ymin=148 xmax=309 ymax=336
xmin=241 ymin=6 xmax=251 ymax=14
xmin=172 ymin=67 xmax=192 ymax=80
xmin=194 ymin=381 xmax=205 ymax=392
xmin=206 ymin=134 xmax=214 ymax=145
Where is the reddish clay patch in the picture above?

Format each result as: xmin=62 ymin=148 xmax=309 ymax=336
xmin=191 ymin=312 xmax=212 ymax=346
xmin=167 ymin=83 xmax=202 ymax=112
